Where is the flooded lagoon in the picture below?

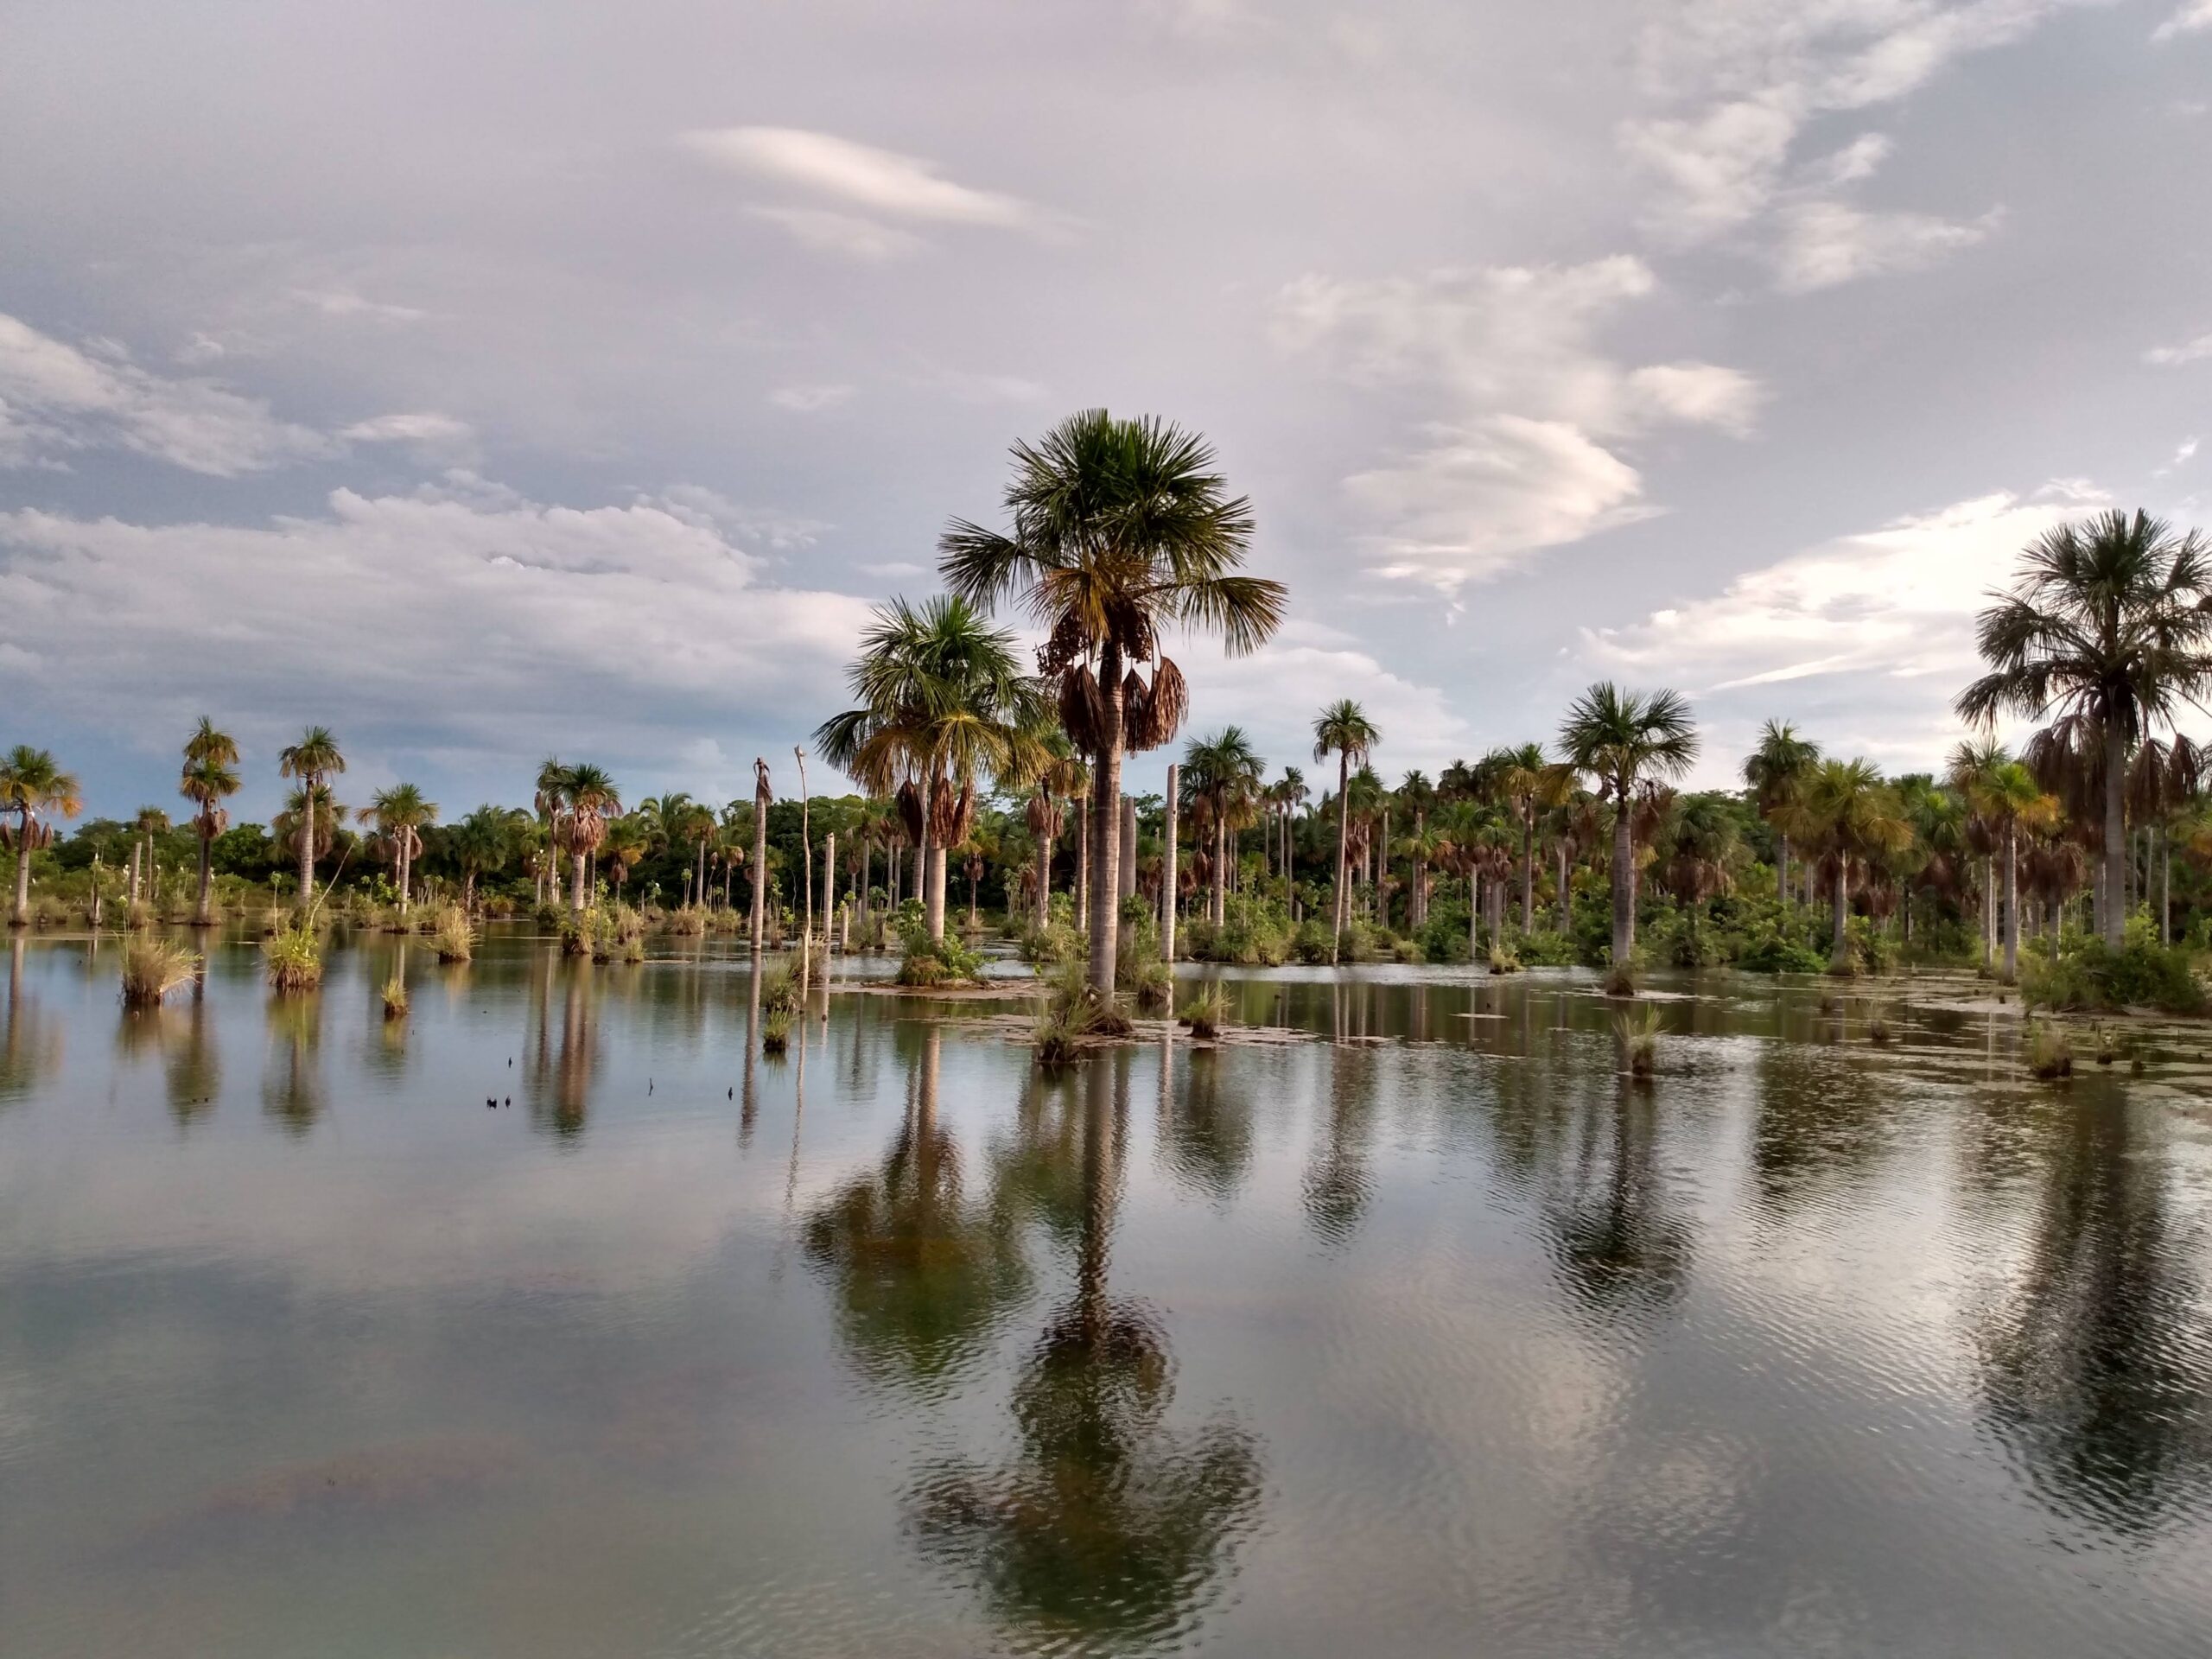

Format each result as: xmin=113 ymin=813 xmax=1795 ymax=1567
xmin=3 ymin=927 xmax=2211 ymax=1656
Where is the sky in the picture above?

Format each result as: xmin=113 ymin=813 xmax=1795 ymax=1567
xmin=2 ymin=0 xmax=2209 ymax=821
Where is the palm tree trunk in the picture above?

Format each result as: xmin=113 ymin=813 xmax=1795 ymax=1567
xmin=1212 ymin=814 xmax=1226 ymax=929
xmin=750 ymin=769 xmax=770 ymax=954
xmin=1519 ymin=811 xmax=1534 ymax=933
xmin=195 ymin=829 xmax=214 ymax=925
xmin=1981 ymin=858 xmax=1995 ymax=967
xmin=10 ymin=815 xmax=30 ymax=926
xmin=1074 ymin=798 xmax=1089 ymax=925
xmin=1086 ymin=643 xmax=1126 ymax=996
xmin=298 ymin=796 xmax=315 ymax=913
xmin=1331 ymin=754 xmax=1351 ymax=964
xmin=2101 ymin=715 xmax=2126 ymax=947
xmin=2001 ymin=823 xmax=2020 ymax=982
xmin=2160 ymin=830 xmax=2171 ymax=945
xmin=1610 ymin=791 xmax=1634 ymax=971
xmin=1161 ymin=764 xmax=1179 ymax=963
xmin=1831 ymin=855 xmax=1852 ymax=974
xmin=1777 ymin=834 xmax=1790 ymax=909
xmin=926 ymin=836 xmax=949 ymax=944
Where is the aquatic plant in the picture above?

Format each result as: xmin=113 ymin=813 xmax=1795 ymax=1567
xmin=381 ymin=974 xmax=409 ymax=1020
xmin=761 ymin=1007 xmax=791 ymax=1053
xmin=1487 ymin=942 xmax=1522 ymax=976
xmin=665 ymin=905 xmax=707 ymax=937
xmin=120 ymin=937 xmax=200 ymax=1007
xmin=1177 ymin=983 xmax=1230 ymax=1040
xmin=620 ymin=934 xmax=645 ymax=964
xmin=2024 ymin=1020 xmax=2073 ymax=1081
xmin=263 ymin=925 xmax=323 ymax=992
xmin=1616 ymin=1003 xmax=1662 ymax=1077
xmin=760 ymin=961 xmax=800 ymax=1016
xmin=430 ymin=904 xmax=474 ymax=963
xmin=1602 ymin=960 xmax=1637 ymax=997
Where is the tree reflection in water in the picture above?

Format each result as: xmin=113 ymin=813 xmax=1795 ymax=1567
xmin=524 ymin=959 xmax=600 ymax=1139
xmin=118 ymin=991 xmax=221 ymax=1126
xmin=905 ymin=1051 xmax=1264 ymax=1654
xmin=1302 ymin=1009 xmax=1378 ymax=1245
xmin=1977 ymin=1092 xmax=2212 ymax=1536
xmin=1 ymin=936 xmax=61 ymax=1105
xmin=262 ymin=991 xmax=324 ymax=1133
xmin=802 ymin=1027 xmax=1028 ymax=1398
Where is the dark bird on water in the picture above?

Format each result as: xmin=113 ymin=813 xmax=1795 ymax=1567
xmin=486 ymin=1097 xmax=496 ymax=1108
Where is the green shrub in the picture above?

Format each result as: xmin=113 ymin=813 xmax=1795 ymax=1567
xmin=2021 ymin=938 xmax=2204 ymax=1014
xmin=894 ymin=912 xmax=985 ymax=987
xmin=1738 ymin=931 xmax=1827 ymax=975
xmin=264 ymin=925 xmax=323 ymax=992
xmin=1292 ymin=920 xmax=1335 ymax=963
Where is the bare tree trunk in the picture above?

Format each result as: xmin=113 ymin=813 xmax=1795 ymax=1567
xmin=195 ymin=830 xmax=214 ymax=925
xmin=2161 ymin=830 xmax=2171 ymax=945
xmin=297 ymin=798 xmax=315 ymax=914
xmin=1212 ymin=813 xmax=1226 ymax=928
xmin=1777 ymin=834 xmax=1789 ymax=908
xmin=1981 ymin=858 xmax=1995 ymax=968
xmin=749 ymin=760 xmax=770 ymax=955
xmin=1331 ymin=754 xmax=1351 ymax=964
xmin=2002 ymin=824 xmax=2020 ymax=982
xmin=823 ymin=832 xmax=836 ymax=958
xmin=1121 ymin=796 xmax=1138 ymax=905
xmin=1556 ymin=842 xmax=1571 ymax=933
xmin=1611 ymin=792 xmax=1633 ymax=972
xmin=1161 ymin=764 xmax=1179 ymax=963
xmin=1519 ymin=810 xmax=1534 ymax=933
xmin=2101 ymin=715 xmax=2126 ymax=948
xmin=10 ymin=821 xmax=30 ymax=926
xmin=1830 ymin=855 xmax=1852 ymax=974
xmin=1086 ymin=644 xmax=1125 ymax=996
xmin=1074 ymin=798 xmax=1088 ymax=925
xmin=796 ymin=748 xmax=814 ymax=991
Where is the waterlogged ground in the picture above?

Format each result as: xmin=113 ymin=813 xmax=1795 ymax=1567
xmin=3 ymin=925 xmax=2212 ymax=1657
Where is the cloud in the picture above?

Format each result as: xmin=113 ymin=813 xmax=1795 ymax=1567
xmin=1579 ymin=487 xmax=2097 ymax=772
xmin=340 ymin=411 xmax=475 ymax=447
xmin=0 ymin=311 xmax=332 ymax=475
xmin=1344 ymin=416 xmax=1654 ymax=593
xmin=688 ymin=128 xmax=1036 ymax=264
xmin=289 ymin=288 xmax=429 ymax=323
xmin=1771 ymin=200 xmax=2000 ymax=291
xmin=746 ymin=206 xmax=924 ymax=262
xmin=2153 ymin=0 xmax=2212 ymax=39
xmin=2154 ymin=435 xmax=2199 ymax=478
xmin=1807 ymin=131 xmax=1895 ymax=186
xmin=0 ymin=482 xmax=872 ymax=796
xmin=768 ymin=383 xmax=853 ymax=412
xmin=2145 ymin=331 xmax=2212 ymax=366
xmin=1274 ymin=259 xmax=1756 ymax=589
xmin=1623 ymin=0 xmax=2093 ymax=244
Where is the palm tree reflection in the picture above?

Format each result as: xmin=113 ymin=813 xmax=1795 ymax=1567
xmin=262 ymin=992 xmax=324 ymax=1133
xmin=1977 ymin=1092 xmax=2212 ymax=1535
xmin=904 ymin=1052 xmax=1264 ymax=1652
xmin=1541 ymin=1039 xmax=1692 ymax=1325
xmin=1 ymin=936 xmax=60 ymax=1105
xmin=1302 ymin=1037 xmax=1379 ymax=1245
xmin=802 ymin=1027 xmax=1028 ymax=1397
xmin=524 ymin=961 xmax=600 ymax=1139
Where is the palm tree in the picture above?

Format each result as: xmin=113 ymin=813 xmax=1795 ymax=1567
xmin=449 ymin=805 xmax=513 ymax=911
xmin=178 ymin=719 xmax=241 ymax=925
xmin=271 ymin=785 xmax=347 ymax=906
xmin=1801 ymin=759 xmax=1914 ymax=975
xmin=363 ymin=784 xmax=438 ymax=913
xmin=276 ymin=727 xmax=346 ymax=911
xmin=1743 ymin=720 xmax=1822 ymax=908
xmin=1558 ymin=684 xmax=1699 ymax=982
xmin=533 ymin=759 xmax=575 ymax=908
xmin=1182 ymin=727 xmax=1264 ymax=928
xmin=940 ymin=410 xmax=1286 ymax=995
xmin=1949 ymin=746 xmax=2054 ymax=982
xmin=130 ymin=805 xmax=172 ymax=911
xmin=0 ymin=747 xmax=83 ymax=926
xmin=1660 ymin=795 xmax=1740 ymax=963
xmin=602 ymin=814 xmax=650 ymax=899
xmin=817 ymin=594 xmax=1047 ymax=943
xmin=1957 ymin=509 xmax=2212 ymax=947
xmin=1497 ymin=742 xmax=1557 ymax=933
xmin=1311 ymin=701 xmax=1380 ymax=963
xmin=561 ymin=765 xmax=620 ymax=912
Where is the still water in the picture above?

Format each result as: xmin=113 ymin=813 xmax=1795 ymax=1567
xmin=3 ymin=928 xmax=2210 ymax=1656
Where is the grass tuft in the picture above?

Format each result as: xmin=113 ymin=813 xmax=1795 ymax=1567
xmin=1177 ymin=983 xmax=1230 ymax=1040
xmin=431 ymin=905 xmax=474 ymax=963
xmin=381 ymin=974 xmax=409 ymax=1020
xmin=2024 ymin=1020 xmax=2073 ymax=1081
xmin=1615 ymin=1003 xmax=1661 ymax=1078
xmin=263 ymin=925 xmax=323 ymax=992
xmin=120 ymin=938 xmax=200 ymax=1007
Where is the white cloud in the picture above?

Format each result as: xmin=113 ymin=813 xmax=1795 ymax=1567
xmin=687 ymin=127 xmax=1032 ymax=226
xmin=1344 ymin=416 xmax=1654 ymax=594
xmin=2145 ymin=331 xmax=2212 ymax=365
xmin=1580 ymin=489 xmax=2095 ymax=772
xmin=2153 ymin=0 xmax=2212 ymax=39
xmin=0 ymin=482 xmax=872 ymax=784
xmin=1275 ymin=260 xmax=1756 ymax=589
xmin=289 ymin=288 xmax=429 ymax=323
xmin=2154 ymin=435 xmax=2199 ymax=478
xmin=746 ymin=206 xmax=924 ymax=262
xmin=340 ymin=410 xmax=475 ymax=446
xmin=1808 ymin=131 xmax=1895 ymax=186
xmin=768 ymin=383 xmax=853 ymax=412
xmin=0 ymin=311 xmax=332 ymax=475
xmin=1624 ymin=0 xmax=2093 ymax=243
xmin=1772 ymin=200 xmax=2000 ymax=291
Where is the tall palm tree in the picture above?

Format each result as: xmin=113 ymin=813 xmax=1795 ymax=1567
xmin=364 ymin=783 xmax=438 ymax=913
xmin=817 ymin=594 xmax=1047 ymax=943
xmin=1957 ymin=509 xmax=2212 ymax=946
xmin=1801 ymin=759 xmax=1913 ymax=975
xmin=131 ymin=805 xmax=172 ymax=910
xmin=0 ymin=747 xmax=83 ymax=926
xmin=1311 ymin=701 xmax=1379 ymax=963
xmin=941 ymin=410 xmax=1286 ymax=995
xmin=1948 ymin=739 xmax=2009 ymax=968
xmin=449 ymin=805 xmax=513 ymax=911
xmin=1497 ymin=742 xmax=1558 ymax=933
xmin=1182 ymin=727 xmax=1264 ymax=928
xmin=277 ymin=727 xmax=346 ymax=911
xmin=561 ymin=765 xmax=620 ymax=912
xmin=534 ymin=758 xmax=574 ymax=908
xmin=1273 ymin=766 xmax=1308 ymax=898
xmin=179 ymin=718 xmax=241 ymax=925
xmin=1949 ymin=745 xmax=2055 ymax=982
xmin=1743 ymin=719 xmax=1822 ymax=908
xmin=272 ymin=785 xmax=347 ymax=906
xmin=1558 ymin=684 xmax=1699 ymax=981
xmin=1661 ymin=795 xmax=1741 ymax=962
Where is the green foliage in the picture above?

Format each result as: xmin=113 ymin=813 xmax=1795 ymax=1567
xmin=1487 ymin=941 xmax=1522 ymax=975
xmin=120 ymin=938 xmax=199 ymax=1007
xmin=761 ymin=1007 xmax=791 ymax=1052
xmin=1738 ymin=930 xmax=1827 ymax=974
xmin=1115 ymin=908 xmax=1174 ymax=1007
xmin=1177 ymin=982 xmax=1230 ymax=1039
xmin=896 ymin=911 xmax=986 ymax=986
xmin=1291 ymin=919 xmax=1334 ymax=963
xmin=2024 ymin=1020 xmax=2074 ymax=1079
xmin=760 ymin=961 xmax=801 ymax=1016
xmin=1180 ymin=893 xmax=1293 ymax=966
xmin=2021 ymin=938 xmax=2204 ymax=1014
xmin=263 ymin=925 xmax=323 ymax=992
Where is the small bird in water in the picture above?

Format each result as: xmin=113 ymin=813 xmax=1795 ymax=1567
xmin=504 ymin=1096 xmax=511 ymax=1107
xmin=508 ymin=1056 xmax=512 ymax=1066
xmin=486 ymin=1097 xmax=496 ymax=1108
xmin=728 ymin=1086 xmax=734 ymax=1098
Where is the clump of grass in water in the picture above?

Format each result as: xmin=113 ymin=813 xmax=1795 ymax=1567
xmin=1615 ymin=1004 xmax=1661 ymax=1078
xmin=1602 ymin=960 xmax=1636 ymax=998
xmin=759 ymin=961 xmax=800 ymax=1017
xmin=1032 ymin=963 xmax=1134 ymax=1063
xmin=381 ymin=974 xmax=409 ymax=1020
xmin=2024 ymin=1020 xmax=2073 ymax=1081
xmin=264 ymin=925 xmax=323 ymax=992
xmin=1488 ymin=942 xmax=1522 ymax=976
xmin=120 ymin=938 xmax=200 ymax=1007
xmin=1177 ymin=983 xmax=1231 ymax=1040
xmin=761 ymin=1007 xmax=791 ymax=1053
xmin=620 ymin=934 xmax=645 ymax=964
xmin=664 ymin=906 xmax=707 ymax=938
xmin=2093 ymin=1023 xmax=2121 ymax=1067
xmin=430 ymin=905 xmax=474 ymax=963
